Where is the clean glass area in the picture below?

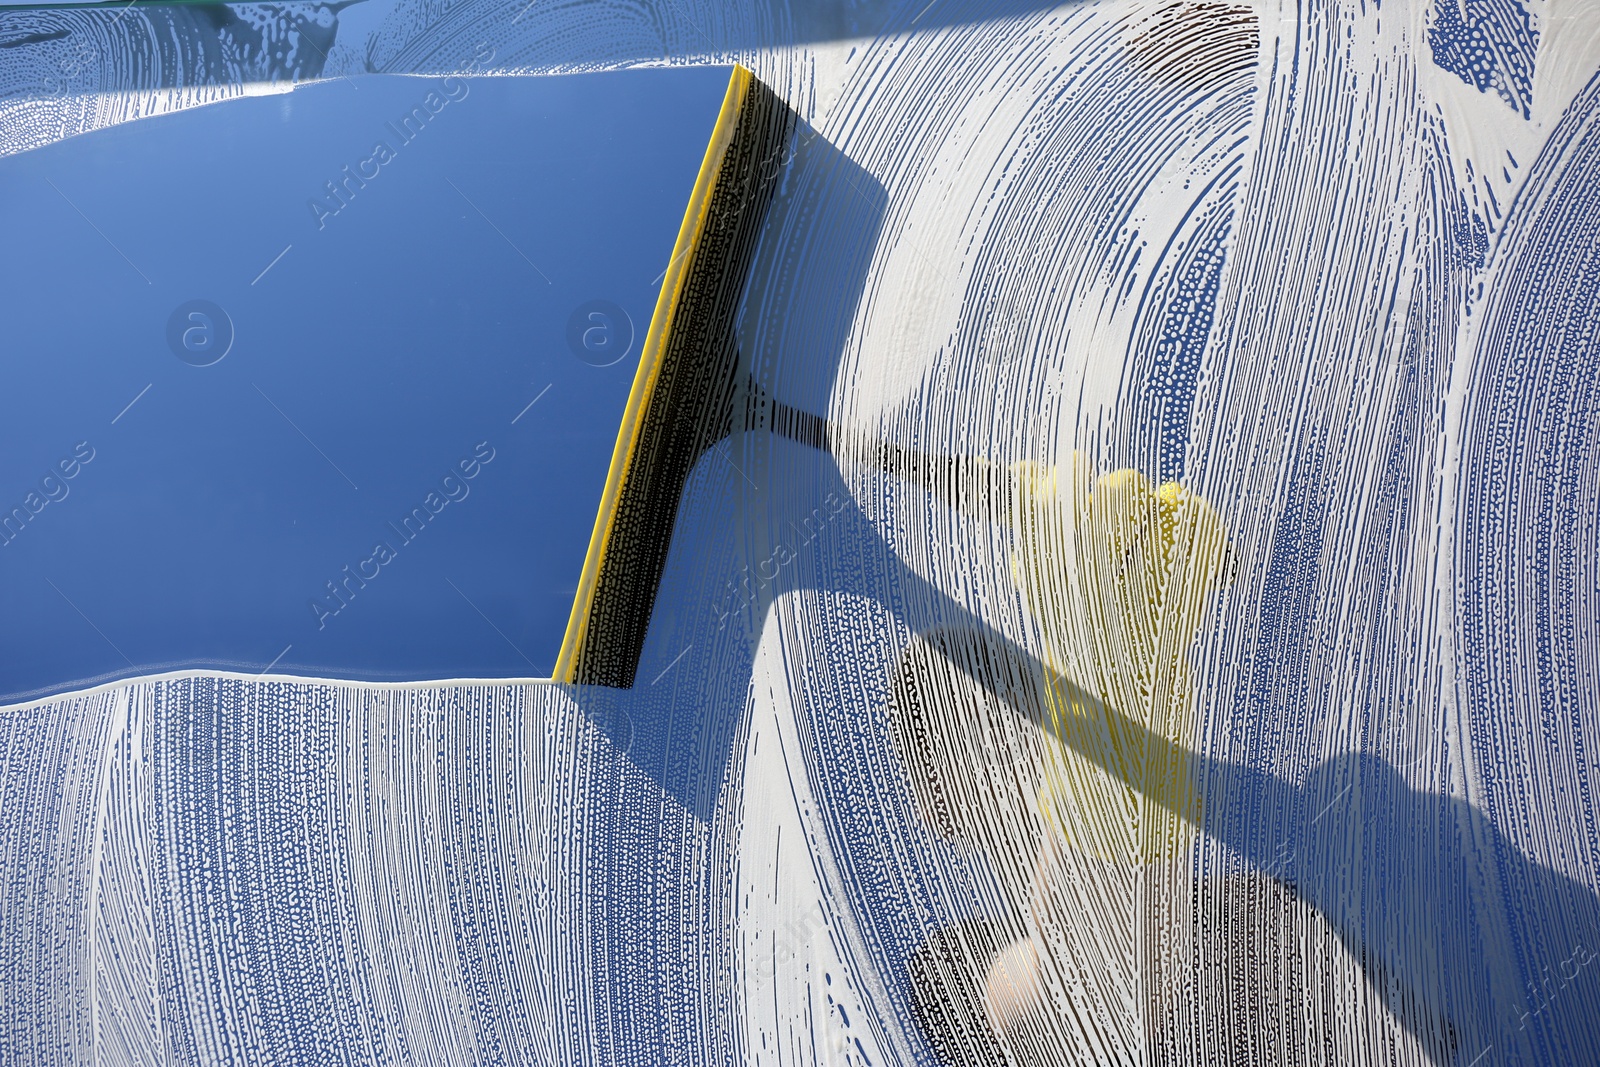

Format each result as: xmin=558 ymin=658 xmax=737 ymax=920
xmin=0 ymin=67 xmax=728 ymax=697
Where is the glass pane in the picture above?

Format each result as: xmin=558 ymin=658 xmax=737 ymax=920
xmin=4 ymin=3 xmax=1599 ymax=1065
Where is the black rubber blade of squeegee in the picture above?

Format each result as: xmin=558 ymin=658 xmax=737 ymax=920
xmin=570 ymin=74 xmax=796 ymax=688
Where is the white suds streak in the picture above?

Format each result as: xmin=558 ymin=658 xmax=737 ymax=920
xmin=0 ymin=678 xmax=625 ymax=1065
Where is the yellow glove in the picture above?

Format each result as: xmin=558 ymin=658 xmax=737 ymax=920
xmin=1009 ymin=458 xmax=1233 ymax=863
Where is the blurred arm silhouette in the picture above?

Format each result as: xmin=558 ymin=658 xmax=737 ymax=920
xmin=761 ymin=393 xmax=1600 ymax=1066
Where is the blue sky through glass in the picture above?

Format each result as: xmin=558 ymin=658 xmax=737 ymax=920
xmin=0 ymin=66 xmax=730 ymax=699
